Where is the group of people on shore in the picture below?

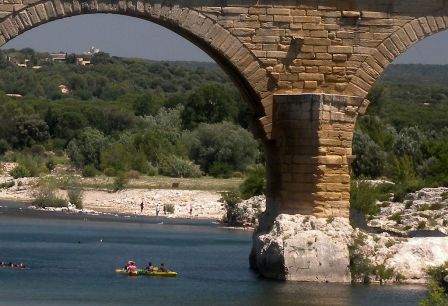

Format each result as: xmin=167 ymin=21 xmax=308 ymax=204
xmin=124 ymin=261 xmax=169 ymax=273
xmin=140 ymin=201 xmax=193 ymax=217
xmin=0 ymin=261 xmax=26 ymax=269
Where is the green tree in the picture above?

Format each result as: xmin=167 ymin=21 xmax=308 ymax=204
xmin=352 ymin=131 xmax=387 ymax=178
xmin=0 ymin=139 xmax=10 ymax=155
xmin=181 ymin=84 xmax=240 ymax=129
xmin=100 ymin=142 xmax=133 ymax=173
xmin=66 ymin=53 xmax=77 ymax=64
xmin=133 ymin=130 xmax=175 ymax=166
xmin=240 ymin=164 xmax=266 ymax=199
xmin=13 ymin=115 xmax=50 ymax=148
xmin=91 ymin=52 xmax=113 ymax=65
xmin=133 ymin=93 xmax=163 ymax=117
xmin=188 ymin=122 xmax=259 ymax=174
xmin=66 ymin=127 xmax=106 ymax=169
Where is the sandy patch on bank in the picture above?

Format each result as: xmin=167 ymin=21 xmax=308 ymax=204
xmin=81 ymin=189 xmax=224 ymax=220
xmin=0 ymin=176 xmax=225 ymax=220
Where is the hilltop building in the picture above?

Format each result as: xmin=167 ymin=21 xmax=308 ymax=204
xmin=49 ymin=53 xmax=67 ymax=62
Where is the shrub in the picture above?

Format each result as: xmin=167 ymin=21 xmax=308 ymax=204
xmin=326 ymin=216 xmax=335 ymax=224
xmin=0 ymin=139 xmax=10 ymax=155
xmin=385 ymin=240 xmax=396 ymax=248
xmin=209 ymin=162 xmax=233 ymax=178
xmin=165 ymin=204 xmax=175 ymax=214
xmin=388 ymin=212 xmax=402 ymax=224
xmin=430 ymin=203 xmax=444 ymax=210
xmin=126 ymin=170 xmax=140 ymax=179
xmin=418 ymin=204 xmax=431 ymax=211
xmin=419 ymin=262 xmax=448 ymax=306
xmin=350 ymin=233 xmax=400 ymax=284
xmin=418 ymin=203 xmax=444 ymax=212
xmin=350 ymin=181 xmax=381 ymax=217
xmin=239 ymin=164 xmax=266 ymax=200
xmin=10 ymin=164 xmax=31 ymax=179
xmin=159 ymin=156 xmax=202 ymax=178
xmin=405 ymin=200 xmax=413 ymax=209
xmin=188 ymin=122 xmax=259 ymax=174
xmin=113 ymin=172 xmax=128 ymax=192
xmin=0 ymin=181 xmax=14 ymax=189
xmin=352 ymin=130 xmax=387 ymax=178
xmin=103 ymin=167 xmax=116 ymax=177
xmin=392 ymin=179 xmax=424 ymax=202
xmin=443 ymin=192 xmax=448 ymax=201
xmin=220 ymin=190 xmax=243 ymax=226
xmin=349 ymin=233 xmax=373 ymax=283
xmin=30 ymin=144 xmax=46 ymax=156
xmin=82 ymin=165 xmax=97 ymax=178
xmin=374 ymin=264 xmax=396 ymax=285
xmin=67 ymin=187 xmax=83 ymax=209
xmin=146 ymin=163 xmax=158 ymax=176
xmin=417 ymin=221 xmax=427 ymax=230
xmin=32 ymin=181 xmax=68 ymax=208
xmin=46 ymin=159 xmax=55 ymax=172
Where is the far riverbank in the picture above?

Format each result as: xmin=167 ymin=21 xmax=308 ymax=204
xmin=0 ymin=175 xmax=236 ymax=221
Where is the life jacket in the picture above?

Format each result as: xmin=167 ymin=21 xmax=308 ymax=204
xmin=127 ymin=264 xmax=137 ymax=272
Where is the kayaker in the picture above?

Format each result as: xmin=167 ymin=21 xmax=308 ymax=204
xmin=145 ymin=262 xmax=155 ymax=272
xmin=126 ymin=261 xmax=138 ymax=274
xmin=159 ymin=263 xmax=168 ymax=272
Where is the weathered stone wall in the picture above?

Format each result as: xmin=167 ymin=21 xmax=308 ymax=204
xmin=266 ymin=94 xmax=364 ymax=218
xmin=1 ymin=1 xmax=448 ymax=139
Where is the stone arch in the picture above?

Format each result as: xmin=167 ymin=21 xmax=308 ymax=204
xmin=0 ymin=0 xmax=272 ymax=138
xmin=347 ymin=15 xmax=448 ymax=102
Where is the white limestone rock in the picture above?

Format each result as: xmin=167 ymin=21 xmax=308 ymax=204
xmin=253 ymin=214 xmax=353 ymax=282
xmin=385 ymin=237 xmax=448 ymax=283
xmin=368 ymin=187 xmax=448 ymax=235
xmin=235 ymin=195 xmax=266 ymax=226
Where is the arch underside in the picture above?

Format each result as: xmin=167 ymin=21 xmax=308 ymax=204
xmin=0 ymin=1 xmax=271 ymax=138
xmin=348 ymin=15 xmax=448 ymax=100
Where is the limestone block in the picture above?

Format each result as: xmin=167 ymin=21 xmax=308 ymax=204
xmin=342 ymin=11 xmax=360 ymax=18
xmin=252 ymin=214 xmax=353 ymax=283
xmin=299 ymin=73 xmax=324 ymax=81
xmin=328 ymin=45 xmax=353 ymax=54
xmin=304 ymin=81 xmax=317 ymax=89
xmin=222 ymin=7 xmax=247 ymax=15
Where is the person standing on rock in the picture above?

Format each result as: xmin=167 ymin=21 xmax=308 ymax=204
xmin=189 ymin=204 xmax=193 ymax=217
xmin=156 ymin=204 xmax=160 ymax=217
xmin=140 ymin=200 xmax=144 ymax=214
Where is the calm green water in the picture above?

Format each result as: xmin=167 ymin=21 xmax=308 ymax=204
xmin=0 ymin=202 xmax=425 ymax=306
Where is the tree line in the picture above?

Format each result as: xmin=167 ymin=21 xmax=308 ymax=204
xmin=353 ymin=66 xmax=448 ymax=199
xmin=0 ymin=48 xmax=261 ymax=179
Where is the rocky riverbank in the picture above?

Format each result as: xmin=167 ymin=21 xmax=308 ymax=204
xmin=368 ymin=187 xmax=448 ymax=236
xmin=249 ymin=186 xmax=448 ymax=284
xmin=251 ymin=213 xmax=448 ymax=284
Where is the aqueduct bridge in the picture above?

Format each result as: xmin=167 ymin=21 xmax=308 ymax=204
xmin=0 ymin=0 xmax=444 ymax=280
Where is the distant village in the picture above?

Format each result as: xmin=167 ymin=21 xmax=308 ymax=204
xmin=6 ymin=46 xmax=101 ymax=69
xmin=4 ymin=47 xmax=101 ymax=98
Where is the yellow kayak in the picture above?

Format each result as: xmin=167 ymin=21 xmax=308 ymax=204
xmin=138 ymin=269 xmax=177 ymax=277
xmin=115 ymin=268 xmax=138 ymax=276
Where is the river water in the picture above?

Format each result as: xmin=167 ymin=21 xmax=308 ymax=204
xmin=0 ymin=201 xmax=426 ymax=306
